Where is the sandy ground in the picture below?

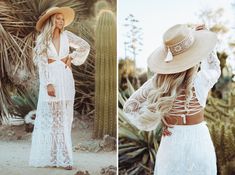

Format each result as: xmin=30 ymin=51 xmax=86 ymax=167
xmin=0 ymin=120 xmax=117 ymax=175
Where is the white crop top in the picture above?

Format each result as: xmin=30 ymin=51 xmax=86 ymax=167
xmin=33 ymin=30 xmax=90 ymax=87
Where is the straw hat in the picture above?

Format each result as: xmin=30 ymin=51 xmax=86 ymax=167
xmin=147 ymin=24 xmax=217 ymax=74
xmin=36 ymin=7 xmax=75 ymax=31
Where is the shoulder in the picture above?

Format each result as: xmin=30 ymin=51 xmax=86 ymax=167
xmin=63 ymin=30 xmax=79 ymax=38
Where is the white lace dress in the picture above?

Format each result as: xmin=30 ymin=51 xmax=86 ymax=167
xmin=123 ymin=51 xmax=221 ymax=175
xmin=29 ymin=30 xmax=90 ymax=167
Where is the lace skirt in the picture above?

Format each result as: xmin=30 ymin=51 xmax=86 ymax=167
xmin=29 ymin=60 xmax=75 ymax=167
xmin=154 ymin=121 xmax=217 ymax=175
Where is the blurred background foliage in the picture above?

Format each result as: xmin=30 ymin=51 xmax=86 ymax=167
xmin=118 ymin=6 xmax=235 ymax=175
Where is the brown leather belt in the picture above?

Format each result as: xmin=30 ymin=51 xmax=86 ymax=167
xmin=48 ymin=57 xmax=68 ymax=64
xmin=164 ymin=111 xmax=204 ymax=125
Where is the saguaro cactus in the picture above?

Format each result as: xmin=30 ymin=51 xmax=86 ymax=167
xmin=93 ymin=10 xmax=117 ymax=138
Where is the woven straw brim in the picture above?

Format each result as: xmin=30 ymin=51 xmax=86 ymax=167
xmin=147 ymin=30 xmax=217 ymax=74
xmin=36 ymin=7 xmax=75 ymax=31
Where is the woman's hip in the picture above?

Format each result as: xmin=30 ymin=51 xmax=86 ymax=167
xmin=155 ymin=121 xmax=216 ymax=174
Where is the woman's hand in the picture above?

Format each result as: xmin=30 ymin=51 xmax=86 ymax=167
xmin=161 ymin=117 xmax=174 ymax=137
xmin=47 ymin=84 xmax=56 ymax=97
xmin=65 ymin=56 xmax=72 ymax=70
xmin=195 ymin=24 xmax=206 ymax=31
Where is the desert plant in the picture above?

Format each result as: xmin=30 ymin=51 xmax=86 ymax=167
xmin=209 ymin=120 xmax=235 ymax=174
xmin=205 ymin=92 xmax=235 ymax=175
xmin=93 ymin=9 xmax=117 ymax=138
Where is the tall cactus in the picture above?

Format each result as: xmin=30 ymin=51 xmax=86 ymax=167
xmin=93 ymin=10 xmax=117 ymax=138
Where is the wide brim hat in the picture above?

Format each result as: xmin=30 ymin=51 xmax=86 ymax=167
xmin=36 ymin=7 xmax=75 ymax=31
xmin=147 ymin=24 xmax=217 ymax=74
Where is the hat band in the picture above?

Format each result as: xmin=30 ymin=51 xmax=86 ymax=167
xmin=167 ymin=31 xmax=194 ymax=56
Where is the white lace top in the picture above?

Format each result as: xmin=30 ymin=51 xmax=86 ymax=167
xmin=123 ymin=50 xmax=221 ymax=131
xmin=34 ymin=30 xmax=90 ymax=87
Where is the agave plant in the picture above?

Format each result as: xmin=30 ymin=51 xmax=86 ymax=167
xmin=118 ymin=79 xmax=163 ymax=175
xmin=0 ymin=0 xmax=98 ymax=121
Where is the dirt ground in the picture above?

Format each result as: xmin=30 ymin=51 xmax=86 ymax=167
xmin=0 ymin=120 xmax=117 ymax=175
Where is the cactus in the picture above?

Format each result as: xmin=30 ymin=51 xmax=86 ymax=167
xmin=204 ymin=88 xmax=235 ymax=175
xmin=94 ymin=0 xmax=110 ymax=16
xmin=93 ymin=10 xmax=117 ymax=138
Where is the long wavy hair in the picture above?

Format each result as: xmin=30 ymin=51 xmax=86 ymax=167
xmin=147 ymin=65 xmax=199 ymax=121
xmin=33 ymin=13 xmax=64 ymax=64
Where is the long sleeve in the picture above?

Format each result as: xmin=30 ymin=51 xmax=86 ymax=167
xmin=123 ymin=75 xmax=162 ymax=131
xmin=33 ymin=36 xmax=53 ymax=88
xmin=64 ymin=30 xmax=90 ymax=66
xmin=194 ymin=50 xmax=221 ymax=107
xmin=38 ymin=56 xmax=53 ymax=87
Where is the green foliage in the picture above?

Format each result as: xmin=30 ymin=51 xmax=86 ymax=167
xmin=205 ymin=91 xmax=235 ymax=174
xmin=93 ymin=10 xmax=117 ymax=138
xmin=118 ymin=58 xmax=140 ymax=91
xmin=11 ymin=88 xmax=37 ymax=118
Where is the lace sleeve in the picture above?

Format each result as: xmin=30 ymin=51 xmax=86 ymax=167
xmin=194 ymin=49 xmax=221 ymax=107
xmin=64 ymin=30 xmax=90 ymax=66
xmin=123 ymin=75 xmax=162 ymax=131
xmin=33 ymin=36 xmax=53 ymax=88
xmin=198 ymin=50 xmax=221 ymax=88
xmin=123 ymin=77 xmax=154 ymax=113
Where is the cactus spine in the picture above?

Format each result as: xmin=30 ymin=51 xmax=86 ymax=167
xmin=93 ymin=10 xmax=117 ymax=138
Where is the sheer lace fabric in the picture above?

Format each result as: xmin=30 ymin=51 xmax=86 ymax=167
xmin=29 ymin=30 xmax=90 ymax=167
xmin=64 ymin=30 xmax=90 ymax=66
xmin=154 ymin=121 xmax=217 ymax=175
xmin=123 ymin=50 xmax=220 ymax=175
xmin=123 ymin=50 xmax=221 ymax=131
xmin=30 ymin=100 xmax=74 ymax=167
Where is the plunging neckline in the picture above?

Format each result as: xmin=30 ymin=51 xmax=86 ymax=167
xmin=51 ymin=32 xmax=62 ymax=56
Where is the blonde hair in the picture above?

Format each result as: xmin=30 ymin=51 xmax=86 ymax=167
xmin=33 ymin=13 xmax=64 ymax=64
xmin=147 ymin=65 xmax=199 ymax=121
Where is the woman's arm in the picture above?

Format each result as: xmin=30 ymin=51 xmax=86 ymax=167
xmin=198 ymin=50 xmax=221 ymax=88
xmin=123 ymin=75 xmax=162 ymax=131
xmin=194 ymin=50 xmax=221 ymax=107
xmin=33 ymin=36 xmax=55 ymax=96
xmin=64 ymin=30 xmax=90 ymax=66
xmin=193 ymin=24 xmax=221 ymax=107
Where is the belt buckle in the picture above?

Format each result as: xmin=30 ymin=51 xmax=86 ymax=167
xmin=181 ymin=114 xmax=186 ymax=125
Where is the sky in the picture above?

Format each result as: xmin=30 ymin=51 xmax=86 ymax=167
xmin=118 ymin=0 xmax=235 ymax=70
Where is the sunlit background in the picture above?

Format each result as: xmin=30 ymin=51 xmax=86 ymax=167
xmin=118 ymin=0 xmax=235 ymax=70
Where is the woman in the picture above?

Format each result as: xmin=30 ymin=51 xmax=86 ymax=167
xmin=29 ymin=7 xmax=90 ymax=170
xmin=123 ymin=24 xmax=220 ymax=175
